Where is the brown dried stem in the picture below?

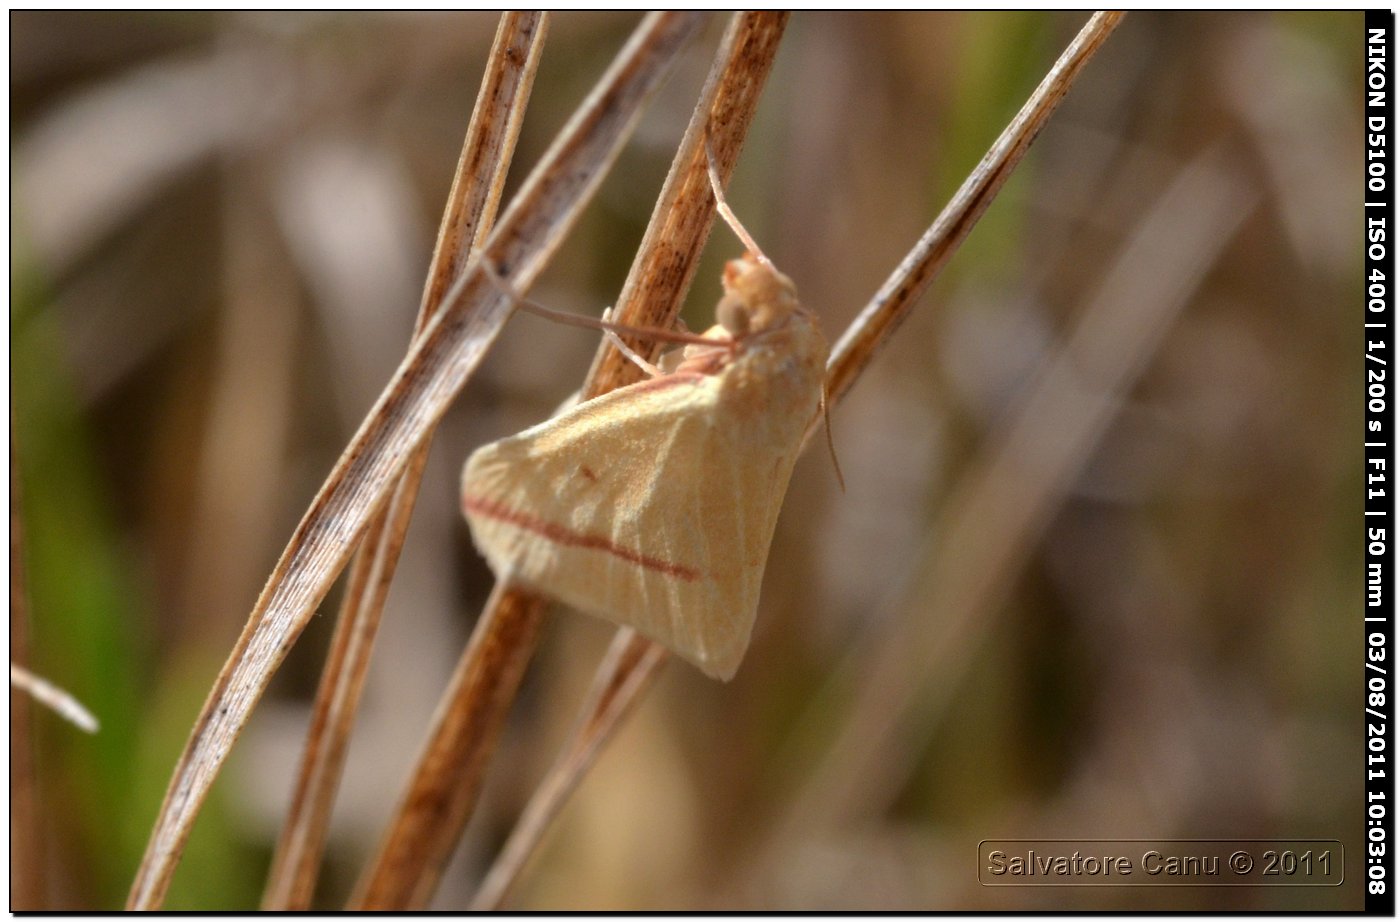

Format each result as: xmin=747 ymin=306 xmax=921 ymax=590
xmin=582 ymin=11 xmax=793 ymax=393
xmin=823 ymin=10 xmax=1124 ymax=407
xmin=260 ymin=12 xmax=547 ymax=910
xmin=349 ymin=12 xmax=789 ymax=910
xmin=349 ymin=582 xmax=550 ymax=909
xmin=126 ymin=11 xmax=704 ymax=909
xmin=469 ymin=11 xmax=1127 ymax=907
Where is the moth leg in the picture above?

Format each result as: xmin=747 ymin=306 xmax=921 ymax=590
xmin=600 ymin=306 xmax=665 ymax=378
xmin=478 ymin=257 xmax=599 ymax=336
xmin=477 ymin=255 xmax=558 ymax=323
xmin=479 ymin=257 xmax=709 ymax=372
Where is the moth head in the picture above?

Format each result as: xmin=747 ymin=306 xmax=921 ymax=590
xmin=718 ymin=253 xmax=800 ymax=337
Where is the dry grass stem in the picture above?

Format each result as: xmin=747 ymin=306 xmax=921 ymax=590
xmin=126 ymin=11 xmax=704 ymax=909
xmin=823 ymin=10 xmax=1125 ymax=408
xmin=350 ymin=582 xmax=549 ymax=908
xmin=750 ymin=145 xmax=1257 ymax=886
xmin=474 ymin=11 xmax=1127 ymax=906
xmin=260 ymin=12 xmax=548 ymax=910
xmin=582 ymin=11 xmax=794 ymax=395
xmin=349 ymin=12 xmax=787 ymax=909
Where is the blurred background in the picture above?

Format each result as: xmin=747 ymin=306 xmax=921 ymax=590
xmin=10 ymin=11 xmax=1363 ymax=910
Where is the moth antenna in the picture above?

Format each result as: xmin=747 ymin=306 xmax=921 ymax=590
xmin=601 ymin=306 xmax=665 ymax=378
xmin=820 ymin=384 xmax=846 ymax=493
xmin=703 ymin=132 xmax=769 ymax=265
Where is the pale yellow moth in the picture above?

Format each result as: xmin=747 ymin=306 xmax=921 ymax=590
xmin=462 ymin=168 xmax=827 ymax=680
xmin=462 ymin=255 xmax=825 ymax=680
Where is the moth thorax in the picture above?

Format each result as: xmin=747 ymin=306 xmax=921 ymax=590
xmin=719 ymin=255 xmax=799 ymax=336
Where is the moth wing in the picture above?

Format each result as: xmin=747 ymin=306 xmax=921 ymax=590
xmin=462 ymin=371 xmax=797 ymax=679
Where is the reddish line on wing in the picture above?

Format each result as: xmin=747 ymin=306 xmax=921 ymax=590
xmin=463 ymin=495 xmax=702 ymax=581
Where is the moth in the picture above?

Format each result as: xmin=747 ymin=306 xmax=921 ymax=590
xmin=462 ymin=215 xmax=827 ymax=681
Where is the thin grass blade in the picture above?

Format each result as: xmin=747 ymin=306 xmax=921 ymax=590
xmin=824 ymin=11 xmax=1126 ymax=408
